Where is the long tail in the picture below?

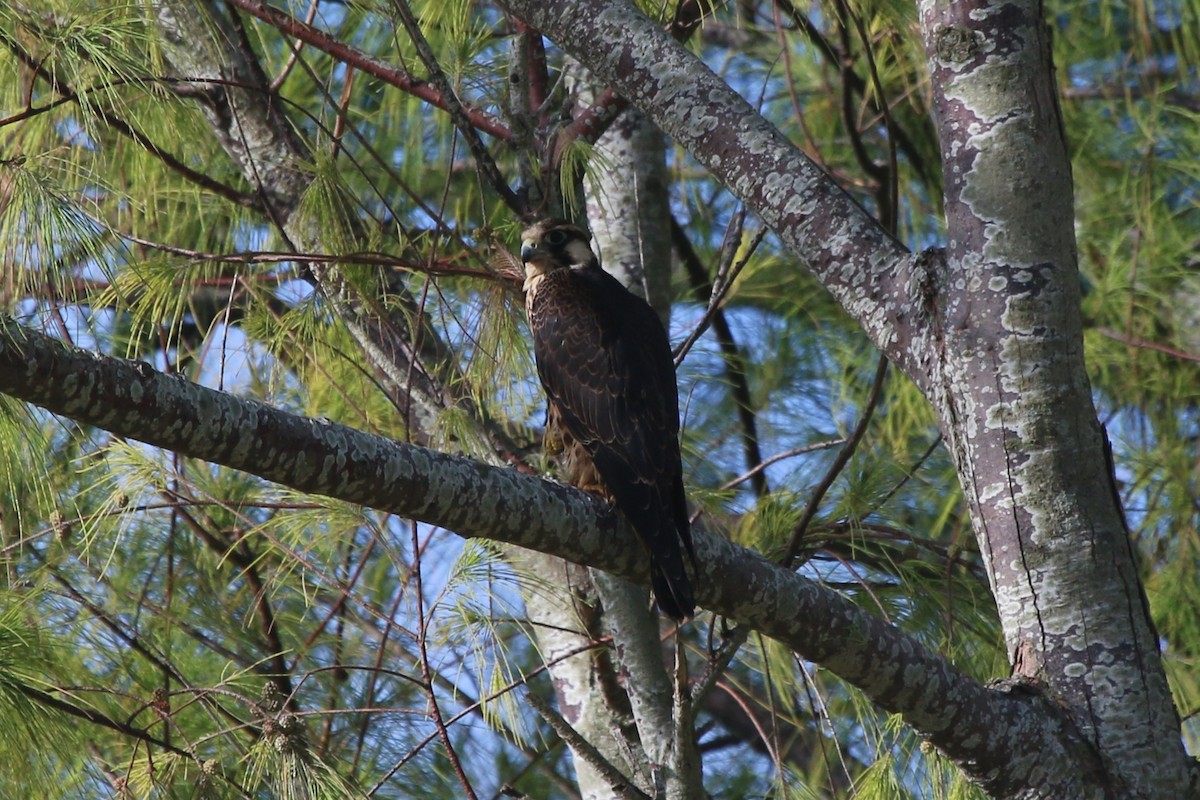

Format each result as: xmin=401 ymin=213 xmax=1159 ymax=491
xmin=592 ymin=462 xmax=697 ymax=620
xmin=650 ymin=537 xmax=695 ymax=621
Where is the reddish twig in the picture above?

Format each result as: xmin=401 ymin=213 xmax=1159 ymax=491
xmin=1098 ymin=327 xmax=1200 ymax=363
xmin=226 ymin=0 xmax=511 ymax=140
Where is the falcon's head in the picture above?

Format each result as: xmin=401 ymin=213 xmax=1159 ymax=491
xmin=520 ymin=219 xmax=596 ymax=278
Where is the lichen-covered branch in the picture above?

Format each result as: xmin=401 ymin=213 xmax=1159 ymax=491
xmin=0 ymin=316 xmax=1103 ymax=795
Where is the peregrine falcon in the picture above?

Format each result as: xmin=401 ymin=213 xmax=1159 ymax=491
xmin=520 ymin=218 xmax=696 ymax=620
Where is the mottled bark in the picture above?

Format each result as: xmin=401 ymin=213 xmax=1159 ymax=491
xmin=0 ymin=316 xmax=1103 ymax=795
xmin=514 ymin=551 xmax=648 ymax=799
xmin=584 ymin=106 xmax=673 ymax=314
xmin=917 ymin=1 xmax=1188 ymax=796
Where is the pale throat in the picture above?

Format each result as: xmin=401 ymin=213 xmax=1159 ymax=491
xmin=523 ymin=261 xmax=550 ymax=294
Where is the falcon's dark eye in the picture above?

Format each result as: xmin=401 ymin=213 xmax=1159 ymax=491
xmin=545 ymin=229 xmax=568 ymax=247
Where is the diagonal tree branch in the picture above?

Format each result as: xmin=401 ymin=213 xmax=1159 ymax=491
xmin=152 ymin=0 xmax=516 ymax=456
xmin=0 ymin=315 xmax=1103 ymax=795
xmin=495 ymin=0 xmax=929 ymax=392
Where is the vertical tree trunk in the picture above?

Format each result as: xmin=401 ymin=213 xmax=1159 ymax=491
xmin=583 ymin=103 xmax=704 ymax=799
xmin=515 ymin=552 xmax=648 ymax=799
xmin=917 ymin=0 xmax=1187 ymax=794
xmin=585 ymin=105 xmax=674 ymax=315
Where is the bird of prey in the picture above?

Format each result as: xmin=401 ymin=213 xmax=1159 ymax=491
xmin=519 ymin=218 xmax=696 ymax=620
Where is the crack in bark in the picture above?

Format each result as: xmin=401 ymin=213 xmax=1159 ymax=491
xmin=992 ymin=359 xmax=1049 ymax=663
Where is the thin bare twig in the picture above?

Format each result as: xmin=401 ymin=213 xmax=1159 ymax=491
xmin=388 ymin=0 xmax=520 ymax=211
xmin=672 ymin=219 xmax=768 ymax=365
xmin=369 ymin=637 xmax=613 ymax=793
xmin=269 ymin=0 xmax=320 ymax=91
xmin=672 ymin=216 xmax=772 ymax=497
xmin=774 ymin=0 xmax=933 ymax=186
xmin=1097 ymin=328 xmax=1200 ymax=363
xmin=781 ymin=354 xmax=889 ymax=568
xmin=717 ymin=439 xmax=848 ymax=493
xmin=410 ymin=519 xmax=480 ymax=799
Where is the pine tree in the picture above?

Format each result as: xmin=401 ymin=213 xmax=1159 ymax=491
xmin=0 ymin=1 xmax=1196 ymax=797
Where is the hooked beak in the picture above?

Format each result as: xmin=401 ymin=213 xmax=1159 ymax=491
xmin=520 ymin=240 xmax=545 ymax=263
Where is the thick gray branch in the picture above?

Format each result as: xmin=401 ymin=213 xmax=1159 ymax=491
xmin=0 ymin=317 xmax=1093 ymax=793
